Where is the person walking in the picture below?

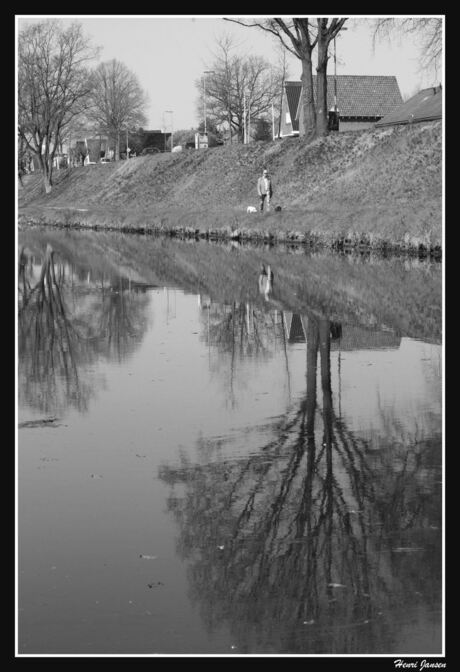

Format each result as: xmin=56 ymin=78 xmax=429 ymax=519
xmin=257 ymin=168 xmax=273 ymax=212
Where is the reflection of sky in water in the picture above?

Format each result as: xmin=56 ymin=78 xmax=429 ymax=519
xmin=18 ymin=285 xmax=442 ymax=655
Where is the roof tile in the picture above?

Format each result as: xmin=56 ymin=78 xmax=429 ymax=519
xmin=285 ymin=76 xmax=403 ymax=119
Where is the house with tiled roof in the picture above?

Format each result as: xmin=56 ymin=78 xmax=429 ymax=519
xmin=375 ymin=85 xmax=442 ymax=128
xmin=279 ymin=75 xmax=403 ymax=136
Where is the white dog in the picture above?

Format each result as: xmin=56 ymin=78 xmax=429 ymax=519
xmin=247 ymin=206 xmax=257 ymax=213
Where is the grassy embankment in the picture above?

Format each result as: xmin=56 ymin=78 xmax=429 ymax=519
xmin=18 ymin=120 xmax=442 ymax=254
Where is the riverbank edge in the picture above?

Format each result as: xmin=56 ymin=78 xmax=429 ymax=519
xmin=17 ymin=206 xmax=443 ymax=259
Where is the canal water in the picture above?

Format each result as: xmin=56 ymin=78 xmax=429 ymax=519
xmin=17 ymin=227 xmax=443 ymax=655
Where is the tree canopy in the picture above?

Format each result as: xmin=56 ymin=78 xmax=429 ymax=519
xmin=224 ymin=18 xmax=348 ymax=141
xmin=18 ymin=19 xmax=98 ymax=191
xmin=373 ymin=17 xmax=443 ymax=78
xmin=87 ymin=59 xmax=149 ymax=160
xmin=196 ymin=35 xmax=286 ymax=143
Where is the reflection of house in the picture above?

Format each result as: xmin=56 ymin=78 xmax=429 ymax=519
xmin=279 ymin=76 xmax=403 ymax=137
xmin=284 ymin=313 xmax=307 ymax=343
xmin=375 ymin=86 xmax=442 ymax=128
xmin=283 ymin=313 xmax=401 ymax=350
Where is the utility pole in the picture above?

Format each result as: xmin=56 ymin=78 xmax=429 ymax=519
xmin=203 ymin=76 xmax=207 ymax=134
xmin=334 ymin=36 xmax=338 ymax=111
xmin=247 ymin=94 xmax=251 ymax=143
xmin=272 ymin=103 xmax=275 ymax=140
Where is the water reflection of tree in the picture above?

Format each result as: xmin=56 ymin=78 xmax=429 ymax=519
xmin=159 ymin=314 xmax=441 ymax=654
xmin=18 ymin=246 xmax=149 ymax=416
xmin=199 ymin=301 xmax=288 ymax=408
xmin=94 ymin=278 xmax=147 ymax=363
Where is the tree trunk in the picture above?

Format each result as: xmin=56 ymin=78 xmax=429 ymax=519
xmin=228 ymin=108 xmax=232 ymax=144
xmin=44 ymin=174 xmax=52 ymax=194
xmin=300 ymin=58 xmax=316 ymax=143
xmin=316 ymin=40 xmax=329 ymax=137
xmin=38 ymin=154 xmax=53 ymax=194
xmin=305 ymin=316 xmax=319 ymax=438
xmin=115 ymin=131 xmax=120 ymax=161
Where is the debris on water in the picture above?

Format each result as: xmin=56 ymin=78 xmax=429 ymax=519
xmin=139 ymin=555 xmax=157 ymax=560
xmin=19 ymin=417 xmax=60 ymax=429
xmin=303 ymin=620 xmax=315 ymax=625
xmin=217 ymin=545 xmax=225 ymax=550
xmin=392 ymin=547 xmax=424 ymax=552
xmin=90 ymin=474 xmax=103 ymax=479
xmin=147 ymin=582 xmax=164 ymax=588
xmin=328 ymin=583 xmax=347 ymax=588
xmin=135 ymin=454 xmax=147 ymax=458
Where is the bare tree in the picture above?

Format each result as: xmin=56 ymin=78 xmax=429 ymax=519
xmin=224 ymin=17 xmax=347 ymax=141
xmin=159 ymin=313 xmax=441 ymax=652
xmin=18 ymin=19 xmax=98 ymax=193
xmin=373 ymin=17 xmax=443 ymax=79
xmin=196 ymin=35 xmax=285 ymax=143
xmin=87 ymin=59 xmax=149 ymax=160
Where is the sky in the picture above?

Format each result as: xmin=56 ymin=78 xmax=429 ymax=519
xmin=17 ymin=15 xmax=444 ymax=132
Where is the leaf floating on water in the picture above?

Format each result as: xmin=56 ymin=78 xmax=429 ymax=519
xmin=328 ymin=583 xmax=347 ymax=588
xmin=139 ymin=555 xmax=157 ymax=560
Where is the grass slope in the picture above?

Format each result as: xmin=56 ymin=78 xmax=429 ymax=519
xmin=18 ymin=120 xmax=442 ymax=250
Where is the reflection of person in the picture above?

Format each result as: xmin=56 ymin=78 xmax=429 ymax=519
xmin=257 ymin=168 xmax=273 ymax=212
xmin=258 ymin=264 xmax=274 ymax=300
